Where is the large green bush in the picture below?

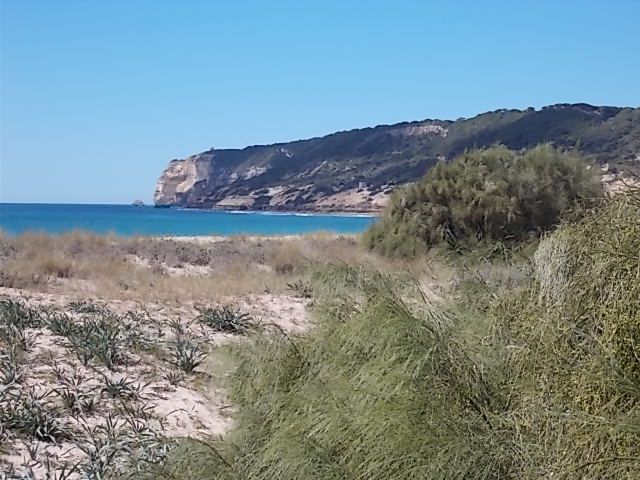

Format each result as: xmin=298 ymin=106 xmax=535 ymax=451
xmin=363 ymin=144 xmax=603 ymax=256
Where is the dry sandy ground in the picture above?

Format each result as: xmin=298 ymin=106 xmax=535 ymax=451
xmin=0 ymin=284 xmax=310 ymax=478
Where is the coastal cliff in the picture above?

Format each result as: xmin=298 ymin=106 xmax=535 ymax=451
xmin=154 ymin=154 xmax=212 ymax=205
xmin=154 ymin=104 xmax=640 ymax=212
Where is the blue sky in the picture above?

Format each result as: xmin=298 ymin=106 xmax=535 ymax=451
xmin=1 ymin=1 xmax=639 ymax=203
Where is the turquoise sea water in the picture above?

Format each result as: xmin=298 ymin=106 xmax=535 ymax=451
xmin=0 ymin=204 xmax=378 ymax=237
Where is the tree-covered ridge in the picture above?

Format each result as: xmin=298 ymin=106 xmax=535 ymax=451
xmin=363 ymin=145 xmax=603 ymax=256
xmin=155 ymin=104 xmax=639 ymax=211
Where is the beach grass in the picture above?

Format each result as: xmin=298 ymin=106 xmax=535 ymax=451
xmin=120 ymin=189 xmax=640 ymax=480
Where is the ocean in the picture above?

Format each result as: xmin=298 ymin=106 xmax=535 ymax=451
xmin=0 ymin=203 xmax=378 ymax=237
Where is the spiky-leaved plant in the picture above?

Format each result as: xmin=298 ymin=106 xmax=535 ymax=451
xmin=45 ymin=311 xmax=77 ymax=337
xmin=0 ymin=387 xmax=69 ymax=442
xmin=170 ymin=336 xmax=206 ymax=374
xmin=101 ymin=376 xmax=148 ymax=402
xmin=52 ymin=366 xmax=99 ymax=416
xmin=0 ymin=346 xmax=23 ymax=385
xmin=0 ymin=299 xmax=43 ymax=330
xmin=0 ymin=299 xmax=43 ymax=353
xmin=66 ymin=311 xmax=131 ymax=369
xmin=196 ymin=305 xmax=252 ymax=334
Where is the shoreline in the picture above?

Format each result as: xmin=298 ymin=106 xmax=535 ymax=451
xmin=158 ymin=232 xmax=358 ymax=244
xmin=0 ymin=230 xmax=363 ymax=241
xmin=160 ymin=204 xmax=383 ymax=217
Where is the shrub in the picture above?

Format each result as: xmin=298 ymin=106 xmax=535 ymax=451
xmin=363 ymin=144 xmax=603 ymax=256
xmin=39 ymin=254 xmax=73 ymax=278
xmin=127 ymin=268 xmax=519 ymax=480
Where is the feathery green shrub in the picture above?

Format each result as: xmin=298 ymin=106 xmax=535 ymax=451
xmin=491 ymin=187 xmax=640 ymax=478
xmin=363 ymin=144 xmax=603 ymax=256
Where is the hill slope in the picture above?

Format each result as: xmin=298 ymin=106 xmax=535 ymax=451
xmin=154 ymin=103 xmax=639 ymax=212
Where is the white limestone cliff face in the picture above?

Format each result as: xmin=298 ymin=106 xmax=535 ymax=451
xmin=153 ymin=146 xmax=392 ymax=212
xmin=154 ymin=154 xmax=213 ymax=205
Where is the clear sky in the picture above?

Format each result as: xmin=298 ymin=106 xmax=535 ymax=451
xmin=1 ymin=1 xmax=639 ymax=203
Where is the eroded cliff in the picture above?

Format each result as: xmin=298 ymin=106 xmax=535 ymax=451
xmin=154 ymin=104 xmax=640 ymax=212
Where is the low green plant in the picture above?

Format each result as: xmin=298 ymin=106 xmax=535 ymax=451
xmin=167 ymin=318 xmax=190 ymax=336
xmin=0 ymin=299 xmax=43 ymax=354
xmin=101 ymin=376 xmax=147 ymax=402
xmin=0 ymin=347 xmax=22 ymax=385
xmin=53 ymin=368 xmax=99 ymax=416
xmin=66 ymin=312 xmax=130 ymax=369
xmin=14 ymin=454 xmax=77 ymax=480
xmin=0 ymin=299 xmax=43 ymax=330
xmin=196 ymin=305 xmax=252 ymax=334
xmin=45 ymin=311 xmax=78 ymax=337
xmin=76 ymin=416 xmax=133 ymax=478
xmin=121 ymin=310 xmax=157 ymax=352
xmin=163 ymin=370 xmax=184 ymax=387
xmin=170 ymin=337 xmax=206 ymax=374
xmin=0 ymin=387 xmax=69 ymax=442
xmin=116 ymin=399 xmax=155 ymax=421
xmin=2 ymin=325 xmax=38 ymax=354
xmin=67 ymin=299 xmax=107 ymax=314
